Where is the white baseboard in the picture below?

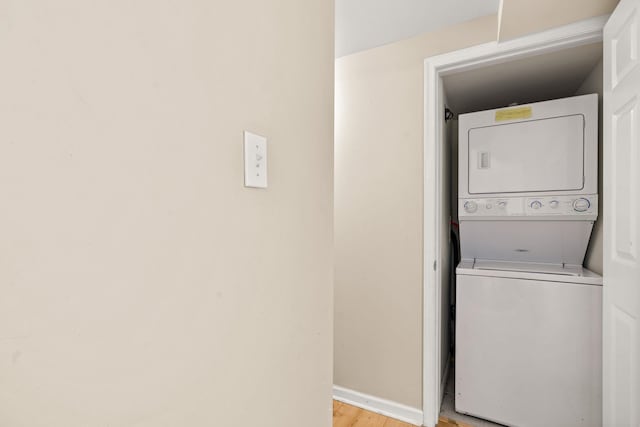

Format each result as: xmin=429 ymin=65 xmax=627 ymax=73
xmin=333 ymin=385 xmax=423 ymax=426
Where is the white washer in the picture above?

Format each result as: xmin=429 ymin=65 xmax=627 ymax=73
xmin=455 ymin=260 xmax=602 ymax=427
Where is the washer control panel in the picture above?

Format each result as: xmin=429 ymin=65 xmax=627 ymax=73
xmin=460 ymin=195 xmax=598 ymax=217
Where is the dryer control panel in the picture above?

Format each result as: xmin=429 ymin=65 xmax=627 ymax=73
xmin=459 ymin=195 xmax=598 ymax=219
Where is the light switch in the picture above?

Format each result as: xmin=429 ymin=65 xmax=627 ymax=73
xmin=243 ymin=131 xmax=267 ymax=188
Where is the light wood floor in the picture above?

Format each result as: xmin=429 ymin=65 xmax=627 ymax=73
xmin=333 ymin=401 xmax=473 ymax=427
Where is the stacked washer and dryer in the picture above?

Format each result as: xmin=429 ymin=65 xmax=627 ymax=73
xmin=455 ymin=94 xmax=602 ymax=427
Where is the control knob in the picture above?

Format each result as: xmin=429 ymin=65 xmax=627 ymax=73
xmin=573 ymin=198 xmax=591 ymax=212
xmin=464 ymin=201 xmax=478 ymax=213
xmin=549 ymin=200 xmax=560 ymax=209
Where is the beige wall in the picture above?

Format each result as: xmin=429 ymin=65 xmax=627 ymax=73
xmin=577 ymin=60 xmax=605 ymax=274
xmin=0 ymin=2 xmax=333 ymax=426
xmin=499 ymin=0 xmax=619 ymax=41
xmin=334 ymin=15 xmax=498 ymax=409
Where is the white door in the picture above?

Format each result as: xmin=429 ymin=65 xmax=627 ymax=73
xmin=468 ymin=115 xmax=585 ymax=194
xmin=603 ymin=0 xmax=640 ymax=425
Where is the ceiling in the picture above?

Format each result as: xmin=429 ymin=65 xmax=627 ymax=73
xmin=335 ymin=0 xmax=500 ymax=57
xmin=442 ymin=42 xmax=603 ymax=115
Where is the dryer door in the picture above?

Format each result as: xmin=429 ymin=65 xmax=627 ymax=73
xmin=468 ymin=115 xmax=585 ymax=194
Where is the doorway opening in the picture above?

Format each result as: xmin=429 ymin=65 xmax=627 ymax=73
xmin=422 ymin=16 xmax=607 ymax=427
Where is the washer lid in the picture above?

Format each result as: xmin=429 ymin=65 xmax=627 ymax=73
xmin=456 ymin=259 xmax=603 ymax=285
xmin=458 ymin=219 xmax=594 ymax=265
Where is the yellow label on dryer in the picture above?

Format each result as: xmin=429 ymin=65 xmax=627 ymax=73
xmin=495 ymin=106 xmax=532 ymax=121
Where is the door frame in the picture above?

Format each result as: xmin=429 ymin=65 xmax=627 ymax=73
xmin=422 ymin=16 xmax=608 ymax=427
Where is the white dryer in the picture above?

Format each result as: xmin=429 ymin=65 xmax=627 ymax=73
xmin=457 ymin=94 xmax=599 ymax=264
xmin=455 ymin=94 xmax=602 ymax=427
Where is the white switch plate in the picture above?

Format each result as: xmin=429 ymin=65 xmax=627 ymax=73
xmin=243 ymin=131 xmax=267 ymax=188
